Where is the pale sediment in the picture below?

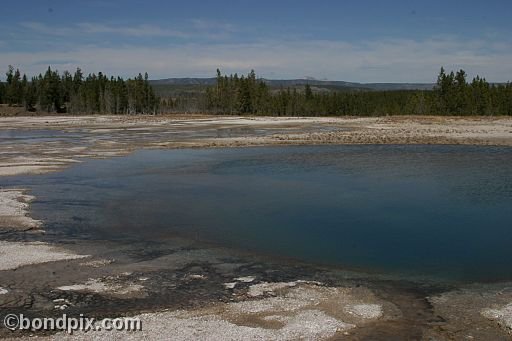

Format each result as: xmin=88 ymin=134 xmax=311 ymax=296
xmin=50 ymin=281 xmax=386 ymax=340
xmin=0 ymin=157 xmax=80 ymax=177
xmin=0 ymin=240 xmax=89 ymax=271
xmin=345 ymin=303 xmax=383 ymax=319
xmin=482 ymin=303 xmax=512 ymax=333
xmin=50 ymin=311 xmax=352 ymax=341
xmin=57 ymin=277 xmax=145 ymax=298
xmin=0 ymin=189 xmax=42 ymax=231
xmin=427 ymin=283 xmax=512 ymax=338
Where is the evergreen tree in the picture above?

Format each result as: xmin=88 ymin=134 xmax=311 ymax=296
xmin=1 ymin=65 xmax=510 ymax=117
xmin=0 ymin=81 xmax=5 ymax=103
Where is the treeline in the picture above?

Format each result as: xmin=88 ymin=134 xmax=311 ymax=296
xmin=1 ymin=66 xmax=511 ymax=116
xmin=434 ymin=68 xmax=511 ymax=115
xmin=0 ymin=66 xmax=159 ymax=114
xmin=202 ymin=68 xmax=512 ymax=116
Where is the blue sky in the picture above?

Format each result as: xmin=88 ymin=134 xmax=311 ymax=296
xmin=1 ymin=0 xmax=511 ymax=82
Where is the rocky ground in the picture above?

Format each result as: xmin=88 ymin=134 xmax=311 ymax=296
xmin=1 ymin=114 xmax=512 ymax=340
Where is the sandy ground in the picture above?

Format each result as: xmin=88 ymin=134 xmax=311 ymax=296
xmin=1 ymin=115 xmax=512 ymax=339
xmin=48 ymin=281 xmax=389 ymax=340
xmin=0 ymin=241 xmax=89 ymax=271
xmin=0 ymin=189 xmax=42 ymax=231
xmin=427 ymin=283 xmax=512 ymax=338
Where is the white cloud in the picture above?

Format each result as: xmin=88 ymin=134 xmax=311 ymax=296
xmin=76 ymin=23 xmax=190 ymax=38
xmin=18 ymin=20 xmax=234 ymax=40
xmin=20 ymin=22 xmax=76 ymax=36
xmin=1 ymin=37 xmax=511 ymax=82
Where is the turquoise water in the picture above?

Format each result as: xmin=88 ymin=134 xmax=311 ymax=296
xmin=5 ymin=145 xmax=512 ymax=281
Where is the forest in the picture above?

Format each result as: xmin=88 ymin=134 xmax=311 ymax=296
xmin=1 ymin=66 xmax=511 ymax=116
xmin=201 ymin=68 xmax=512 ymax=116
xmin=0 ymin=66 xmax=159 ymax=114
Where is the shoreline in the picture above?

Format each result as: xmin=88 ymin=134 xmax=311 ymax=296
xmin=1 ymin=115 xmax=511 ymax=177
xmin=1 ymin=115 xmax=512 ymax=339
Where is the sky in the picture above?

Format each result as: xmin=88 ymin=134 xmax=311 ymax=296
xmin=1 ymin=0 xmax=511 ymax=82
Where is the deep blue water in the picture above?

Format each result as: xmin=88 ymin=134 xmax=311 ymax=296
xmin=4 ymin=145 xmax=512 ymax=282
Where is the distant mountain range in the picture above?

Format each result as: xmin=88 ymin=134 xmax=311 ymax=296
xmin=150 ymin=77 xmax=435 ymax=91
